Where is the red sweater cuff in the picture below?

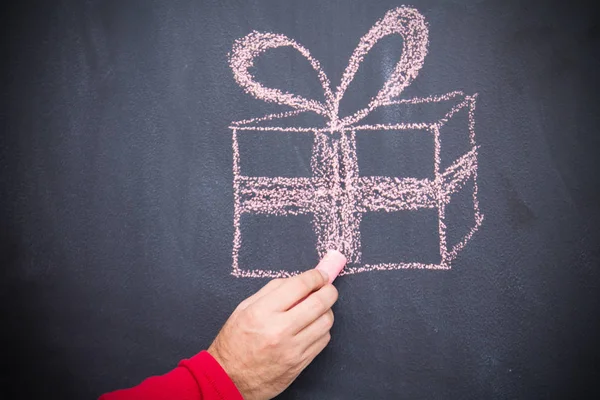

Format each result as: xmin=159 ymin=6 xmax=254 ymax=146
xmin=180 ymin=351 xmax=244 ymax=400
xmin=99 ymin=351 xmax=243 ymax=400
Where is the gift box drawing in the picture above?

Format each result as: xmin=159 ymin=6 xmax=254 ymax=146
xmin=228 ymin=6 xmax=483 ymax=278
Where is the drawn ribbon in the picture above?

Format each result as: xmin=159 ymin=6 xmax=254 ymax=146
xmin=229 ymin=6 xmax=429 ymax=128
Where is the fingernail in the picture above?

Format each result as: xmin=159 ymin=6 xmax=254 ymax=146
xmin=317 ymin=268 xmax=329 ymax=282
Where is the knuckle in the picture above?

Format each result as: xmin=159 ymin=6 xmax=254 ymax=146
xmin=264 ymin=330 xmax=281 ymax=348
xmin=327 ymin=285 xmax=339 ymax=302
xmin=268 ymin=278 xmax=283 ymax=287
xmin=311 ymin=293 xmax=329 ymax=312
xmin=258 ymin=278 xmax=282 ymax=294
xmin=324 ymin=311 xmax=335 ymax=329
xmin=237 ymin=299 xmax=251 ymax=310
xmin=258 ymin=280 xmax=275 ymax=293
xmin=311 ymin=286 xmax=337 ymax=311
xmin=245 ymin=307 xmax=261 ymax=325
xmin=286 ymin=348 xmax=302 ymax=365
xmin=318 ymin=286 xmax=337 ymax=308
xmin=263 ymin=321 xmax=288 ymax=348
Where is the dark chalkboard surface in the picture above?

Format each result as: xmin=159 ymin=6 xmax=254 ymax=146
xmin=3 ymin=0 xmax=600 ymax=398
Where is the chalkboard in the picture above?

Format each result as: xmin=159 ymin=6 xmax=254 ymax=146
xmin=3 ymin=0 xmax=599 ymax=398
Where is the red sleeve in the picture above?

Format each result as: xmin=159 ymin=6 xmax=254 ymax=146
xmin=99 ymin=351 xmax=244 ymax=400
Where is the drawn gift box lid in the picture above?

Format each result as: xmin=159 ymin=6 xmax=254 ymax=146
xmin=230 ymin=91 xmax=476 ymax=134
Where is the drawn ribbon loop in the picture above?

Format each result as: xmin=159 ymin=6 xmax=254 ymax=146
xmin=229 ymin=7 xmax=429 ymax=127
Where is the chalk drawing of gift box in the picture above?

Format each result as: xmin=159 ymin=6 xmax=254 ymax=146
xmin=228 ymin=7 xmax=483 ymax=278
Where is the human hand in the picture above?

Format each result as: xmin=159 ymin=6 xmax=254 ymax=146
xmin=208 ymin=250 xmax=346 ymax=400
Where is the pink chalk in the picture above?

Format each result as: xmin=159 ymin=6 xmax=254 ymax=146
xmin=315 ymin=250 xmax=347 ymax=283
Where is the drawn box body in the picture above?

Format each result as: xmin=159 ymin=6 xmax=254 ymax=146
xmin=231 ymin=92 xmax=483 ymax=278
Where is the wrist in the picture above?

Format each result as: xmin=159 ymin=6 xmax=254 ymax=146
xmin=208 ymin=342 xmax=254 ymax=400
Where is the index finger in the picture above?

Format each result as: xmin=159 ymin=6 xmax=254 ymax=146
xmin=256 ymin=269 xmax=327 ymax=312
xmin=238 ymin=278 xmax=285 ymax=310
